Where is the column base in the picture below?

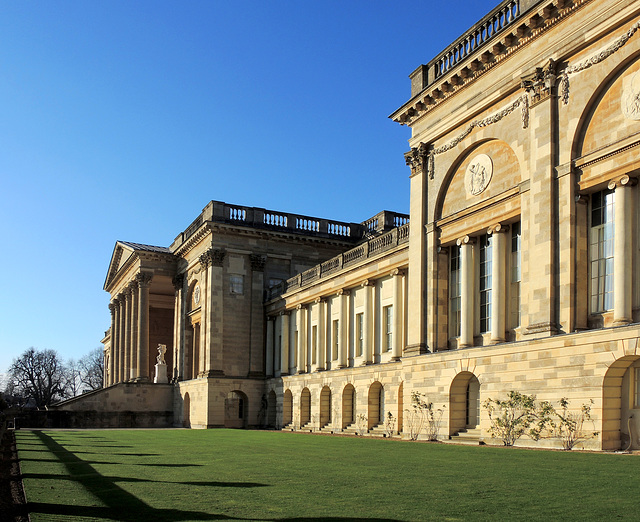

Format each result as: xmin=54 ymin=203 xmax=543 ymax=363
xmin=403 ymin=343 xmax=429 ymax=355
xmin=613 ymin=318 xmax=632 ymax=327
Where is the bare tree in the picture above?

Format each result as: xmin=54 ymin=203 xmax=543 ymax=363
xmin=64 ymin=359 xmax=83 ymax=398
xmin=6 ymin=348 xmax=68 ymax=408
xmin=79 ymin=347 xmax=104 ymax=391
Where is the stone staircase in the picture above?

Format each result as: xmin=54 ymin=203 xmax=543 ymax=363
xmin=446 ymin=426 xmax=483 ymax=445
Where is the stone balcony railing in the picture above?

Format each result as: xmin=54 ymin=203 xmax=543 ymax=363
xmin=408 ymin=0 xmax=539 ymax=96
xmin=266 ymin=222 xmax=410 ymax=301
xmin=173 ymin=200 xmax=409 ymax=249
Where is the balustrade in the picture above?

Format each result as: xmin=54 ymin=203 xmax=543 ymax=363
xmin=267 ymin=222 xmax=411 ymax=301
xmin=433 ymin=0 xmax=520 ymax=80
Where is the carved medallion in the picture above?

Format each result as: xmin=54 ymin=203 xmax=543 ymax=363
xmin=465 ymin=154 xmax=493 ymax=196
xmin=622 ymin=71 xmax=640 ymax=121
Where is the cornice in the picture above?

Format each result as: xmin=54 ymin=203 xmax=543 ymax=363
xmin=390 ymin=0 xmax=593 ymax=126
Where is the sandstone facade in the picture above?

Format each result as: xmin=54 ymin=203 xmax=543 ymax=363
xmin=88 ymin=0 xmax=640 ymax=450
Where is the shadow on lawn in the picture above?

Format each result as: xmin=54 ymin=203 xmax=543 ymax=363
xmin=25 ymin=431 xmax=271 ymax=521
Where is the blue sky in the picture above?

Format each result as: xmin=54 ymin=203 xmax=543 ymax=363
xmin=0 ymin=0 xmax=497 ymax=374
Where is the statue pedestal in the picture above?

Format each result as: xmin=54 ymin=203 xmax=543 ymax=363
xmin=154 ymin=363 xmax=168 ymax=384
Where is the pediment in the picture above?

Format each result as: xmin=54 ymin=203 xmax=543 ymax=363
xmin=103 ymin=241 xmax=171 ymax=292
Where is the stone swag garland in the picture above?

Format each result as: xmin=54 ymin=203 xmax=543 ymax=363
xmin=419 ymin=19 xmax=640 ymax=179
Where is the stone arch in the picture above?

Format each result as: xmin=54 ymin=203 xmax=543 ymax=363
xmin=572 ymin=51 xmax=640 ymax=161
xmin=449 ymin=372 xmax=480 ymax=436
xmin=602 ymin=355 xmax=640 ymax=450
xmin=368 ymin=381 xmax=384 ymax=429
xmin=283 ymin=389 xmax=293 ymax=427
xmin=320 ymin=386 xmax=331 ymax=428
xmin=300 ymin=387 xmax=311 ymax=428
xmin=342 ymin=384 xmax=356 ymax=429
xmin=435 ymin=139 xmax=521 ymax=225
xmin=183 ymin=392 xmax=191 ymax=428
xmin=224 ymin=390 xmax=248 ymax=428
xmin=267 ymin=390 xmax=277 ymax=428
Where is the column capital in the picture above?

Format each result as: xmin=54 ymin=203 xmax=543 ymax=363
xmin=608 ymin=175 xmax=637 ymax=190
xmin=280 ymin=310 xmax=291 ymax=316
xmin=115 ymin=292 xmax=125 ymax=303
xmin=296 ymin=303 xmax=307 ymax=310
xmin=127 ymin=281 xmax=137 ymax=294
xmin=109 ymin=302 xmax=116 ymax=314
xmin=390 ymin=268 xmax=405 ymax=277
xmin=200 ymin=248 xmax=225 ymax=268
xmin=456 ymin=235 xmax=471 ymax=246
xmin=172 ymin=273 xmax=185 ymax=291
xmin=314 ymin=296 xmax=327 ymax=304
xmin=250 ymin=254 xmax=266 ymax=272
xmin=135 ymin=272 xmax=153 ymax=287
xmin=487 ymin=223 xmax=509 ymax=235
xmin=361 ymin=279 xmax=374 ymax=288
xmin=336 ymin=289 xmax=350 ymax=297
xmin=404 ymin=143 xmax=429 ymax=178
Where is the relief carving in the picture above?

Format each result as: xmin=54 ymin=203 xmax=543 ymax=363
xmin=622 ymin=71 xmax=640 ymax=121
xmin=465 ymin=154 xmax=493 ymax=196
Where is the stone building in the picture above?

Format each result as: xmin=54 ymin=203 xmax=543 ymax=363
xmin=56 ymin=0 xmax=640 ymax=450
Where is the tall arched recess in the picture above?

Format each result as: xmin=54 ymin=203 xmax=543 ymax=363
xmin=283 ymin=389 xmax=293 ymax=427
xmin=449 ymin=372 xmax=480 ymax=437
xmin=602 ymin=355 xmax=640 ymax=450
xmin=342 ymin=384 xmax=355 ymax=429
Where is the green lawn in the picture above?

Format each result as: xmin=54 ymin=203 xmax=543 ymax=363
xmin=15 ymin=429 xmax=639 ymax=521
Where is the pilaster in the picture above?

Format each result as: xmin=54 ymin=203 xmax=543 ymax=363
xmin=405 ymin=144 xmax=429 ymax=355
xmin=249 ymin=254 xmax=266 ymax=377
xmin=522 ymin=61 xmax=559 ymax=337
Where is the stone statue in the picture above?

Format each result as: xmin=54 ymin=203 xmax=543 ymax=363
xmin=157 ymin=344 xmax=167 ymax=365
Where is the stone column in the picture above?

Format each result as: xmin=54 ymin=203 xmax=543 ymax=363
xmin=317 ymin=298 xmax=326 ymax=370
xmin=280 ymin=312 xmax=290 ymax=376
xmin=136 ymin=272 xmax=153 ymax=381
xmin=108 ymin=303 xmax=116 ymax=386
xmin=172 ymin=274 xmax=185 ymax=381
xmin=288 ymin=310 xmax=296 ymax=375
xmin=609 ymin=175 xmax=636 ymax=325
xmin=117 ymin=293 xmax=126 ymax=383
xmin=129 ymin=282 xmax=139 ymax=380
xmin=338 ymin=290 xmax=349 ymax=368
xmin=266 ymin=317 xmax=274 ymax=377
xmin=392 ymin=269 xmax=404 ymax=360
xmin=458 ymin=236 xmax=474 ymax=348
xmin=297 ymin=305 xmax=307 ymax=373
xmin=123 ymin=287 xmax=132 ymax=381
xmin=362 ymin=281 xmax=373 ymax=365
xmin=489 ymin=224 xmax=508 ymax=344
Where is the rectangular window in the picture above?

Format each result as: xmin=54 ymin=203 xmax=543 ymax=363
xmin=479 ymin=235 xmax=492 ymax=333
xmin=332 ymin=320 xmax=339 ymax=360
xmin=510 ymin=222 xmax=521 ymax=328
xmin=590 ymin=189 xmax=615 ymax=312
xmin=311 ymin=326 xmax=318 ymax=364
xmin=384 ymin=305 xmax=393 ymax=352
xmin=449 ymin=246 xmax=461 ymax=337
xmin=356 ymin=313 xmax=364 ymax=357
xmin=312 ymin=325 xmax=317 ymax=364
xmin=229 ymin=275 xmax=244 ymax=295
